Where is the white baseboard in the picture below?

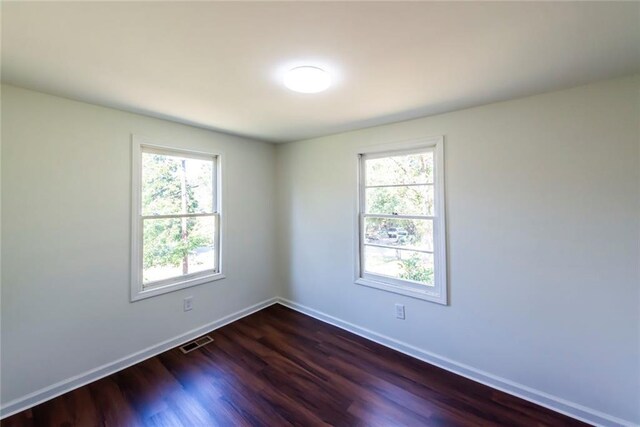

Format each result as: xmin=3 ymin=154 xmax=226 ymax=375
xmin=277 ymin=297 xmax=636 ymax=427
xmin=2 ymin=296 xmax=635 ymax=426
xmin=0 ymin=297 xmax=278 ymax=420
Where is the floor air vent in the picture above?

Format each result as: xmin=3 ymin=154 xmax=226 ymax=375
xmin=179 ymin=335 xmax=214 ymax=354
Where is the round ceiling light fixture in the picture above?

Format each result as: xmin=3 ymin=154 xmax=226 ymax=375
xmin=284 ymin=66 xmax=331 ymax=93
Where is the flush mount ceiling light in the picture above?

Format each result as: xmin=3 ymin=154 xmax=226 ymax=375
xmin=284 ymin=66 xmax=331 ymax=93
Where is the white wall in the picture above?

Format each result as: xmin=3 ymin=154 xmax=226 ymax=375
xmin=275 ymin=76 xmax=640 ymax=425
xmin=0 ymin=85 xmax=278 ymax=405
xmin=2 ymin=77 xmax=639 ymax=425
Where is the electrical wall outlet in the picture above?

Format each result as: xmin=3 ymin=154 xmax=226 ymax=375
xmin=183 ymin=297 xmax=193 ymax=312
xmin=395 ymin=303 xmax=405 ymax=319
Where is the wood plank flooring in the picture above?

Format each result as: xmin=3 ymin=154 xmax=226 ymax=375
xmin=3 ymin=304 xmax=587 ymax=426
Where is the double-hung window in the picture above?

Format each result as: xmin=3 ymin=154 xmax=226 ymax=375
xmin=356 ymin=137 xmax=447 ymax=304
xmin=131 ymin=137 xmax=223 ymax=301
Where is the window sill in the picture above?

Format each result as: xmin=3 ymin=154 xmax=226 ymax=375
xmin=355 ymin=277 xmax=447 ymax=305
xmin=131 ymin=272 xmax=226 ymax=302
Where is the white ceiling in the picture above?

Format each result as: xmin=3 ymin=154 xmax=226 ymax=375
xmin=2 ymin=2 xmax=639 ymax=143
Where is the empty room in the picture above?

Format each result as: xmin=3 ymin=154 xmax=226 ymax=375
xmin=1 ymin=1 xmax=639 ymax=426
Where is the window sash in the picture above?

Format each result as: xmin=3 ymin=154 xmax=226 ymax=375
xmin=362 ymin=213 xmax=434 ymax=220
xmin=143 ymin=267 xmax=220 ymax=290
xmin=140 ymin=212 xmax=221 ymax=290
xmin=362 ymin=146 xmax=434 ymax=160
xmin=362 ymin=147 xmax=435 ymax=188
xmin=132 ymin=137 xmax=223 ymax=302
xmin=140 ymin=146 xmax=218 ymax=216
xmin=362 ymin=271 xmax=438 ymax=291
xmin=138 ymin=150 xmax=219 ymax=287
xmin=360 ymin=213 xmax=435 ymax=253
xmin=364 ymin=182 xmax=433 ymax=189
xmin=356 ymin=139 xmax=446 ymax=304
xmin=363 ymin=242 xmax=434 ymax=255
xmin=141 ymin=212 xmax=216 ymax=220
xmin=142 ymin=145 xmax=216 ymax=162
xmin=360 ymin=148 xmax=435 ymax=281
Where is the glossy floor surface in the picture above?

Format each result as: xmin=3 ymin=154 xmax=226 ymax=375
xmin=3 ymin=304 xmax=586 ymax=426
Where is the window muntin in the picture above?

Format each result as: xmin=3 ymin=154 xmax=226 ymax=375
xmin=357 ymin=140 xmax=447 ymax=304
xmin=132 ymin=140 xmax=222 ymax=301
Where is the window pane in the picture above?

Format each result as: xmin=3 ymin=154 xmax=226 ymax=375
xmin=364 ymin=217 xmax=433 ymax=252
xmin=143 ymin=216 xmax=216 ymax=285
xmin=365 ymin=185 xmax=433 ymax=216
xmin=142 ymin=152 xmax=214 ymax=216
xmin=366 ymin=151 xmax=433 ymax=186
xmin=363 ymin=246 xmax=434 ymax=286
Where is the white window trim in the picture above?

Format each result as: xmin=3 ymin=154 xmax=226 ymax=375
xmin=354 ymin=136 xmax=448 ymax=305
xmin=130 ymin=135 xmax=225 ymax=302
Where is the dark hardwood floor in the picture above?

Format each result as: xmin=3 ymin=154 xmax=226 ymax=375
xmin=3 ymin=304 xmax=587 ymax=426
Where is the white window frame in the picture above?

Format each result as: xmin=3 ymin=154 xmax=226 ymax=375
xmin=355 ymin=136 xmax=447 ymax=305
xmin=130 ymin=136 xmax=224 ymax=302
